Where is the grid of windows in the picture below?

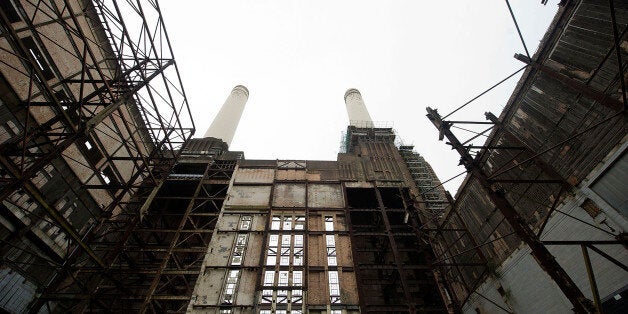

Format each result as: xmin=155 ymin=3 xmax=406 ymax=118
xmin=220 ymin=215 xmax=252 ymax=306
xmin=271 ymin=215 xmax=305 ymax=231
xmin=326 ymin=216 xmax=342 ymax=304
xmin=222 ymin=270 xmax=239 ymax=304
xmin=231 ymin=234 xmax=247 ymax=265
xmin=261 ymin=214 xmax=305 ymax=311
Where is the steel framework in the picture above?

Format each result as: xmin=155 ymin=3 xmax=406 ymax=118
xmin=423 ymin=0 xmax=627 ymax=312
xmin=0 ymin=0 xmax=194 ymax=312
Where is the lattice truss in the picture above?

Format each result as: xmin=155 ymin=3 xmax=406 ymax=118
xmin=0 ymin=0 xmax=194 ymax=312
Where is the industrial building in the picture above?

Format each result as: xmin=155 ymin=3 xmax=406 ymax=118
xmin=0 ymin=0 xmax=626 ymax=313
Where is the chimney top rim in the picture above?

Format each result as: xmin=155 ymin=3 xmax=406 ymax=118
xmin=233 ymin=85 xmax=249 ymax=97
xmin=344 ymin=88 xmax=361 ymax=101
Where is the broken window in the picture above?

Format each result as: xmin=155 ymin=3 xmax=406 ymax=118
xmin=231 ymin=234 xmax=247 ymax=265
xmin=267 ymin=235 xmax=278 ymax=266
xmin=282 ymin=216 xmax=292 ymax=230
xmin=327 ymin=247 xmax=337 ymax=266
xmin=326 ymin=234 xmax=337 ymax=266
xmin=329 ymin=271 xmax=341 ymax=303
xmin=294 ymin=235 xmax=304 ymax=266
xmin=239 ymin=215 xmax=252 ymax=230
xmin=222 ymin=270 xmax=240 ymax=304
xmin=325 ymin=216 xmax=334 ymax=231
xmin=261 ymin=289 xmax=273 ymax=304
xmin=277 ymin=289 xmax=288 ymax=303
xmin=295 ymin=216 xmax=305 ymax=230
xmin=292 ymin=289 xmax=303 ymax=304
xmin=22 ymin=36 xmax=55 ymax=80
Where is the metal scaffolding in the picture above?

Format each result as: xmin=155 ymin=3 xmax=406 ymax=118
xmin=0 ymin=0 xmax=194 ymax=312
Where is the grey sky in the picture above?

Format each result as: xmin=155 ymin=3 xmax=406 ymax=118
xmin=159 ymin=1 xmax=560 ymax=193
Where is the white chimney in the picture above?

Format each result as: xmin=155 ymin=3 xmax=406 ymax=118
xmin=204 ymin=85 xmax=249 ymax=146
xmin=344 ymin=88 xmax=373 ymax=127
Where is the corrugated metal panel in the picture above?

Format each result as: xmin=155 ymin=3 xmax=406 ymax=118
xmin=233 ymin=168 xmax=274 ymax=184
xmin=591 ymin=151 xmax=627 ymax=216
xmin=272 ymin=184 xmax=306 ymax=207
xmin=0 ymin=267 xmax=40 ymax=313
xmin=308 ymin=184 xmax=344 ymax=208
xmin=225 ymin=186 xmax=271 ymax=208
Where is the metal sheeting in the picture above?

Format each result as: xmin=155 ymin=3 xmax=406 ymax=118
xmin=591 ymin=151 xmax=627 ymax=217
xmin=233 ymin=168 xmax=274 ymax=184
xmin=308 ymin=184 xmax=344 ymax=208
xmin=225 ymin=186 xmax=271 ymax=208
xmin=272 ymin=184 xmax=306 ymax=207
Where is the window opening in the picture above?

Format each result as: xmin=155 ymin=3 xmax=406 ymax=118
xmin=325 ymin=216 xmax=334 ymax=231
xmin=231 ymin=234 xmax=247 ymax=265
xmin=292 ymin=289 xmax=303 ymax=304
xmin=294 ymin=235 xmax=304 ymax=266
xmin=278 ymin=271 xmax=289 ymax=286
xmin=271 ymin=216 xmax=281 ymax=230
xmin=282 ymin=216 xmax=292 ymax=230
xmin=261 ymin=289 xmax=273 ymax=304
xmin=239 ymin=215 xmax=252 ymax=230
xmin=329 ymin=271 xmax=341 ymax=303
xmin=222 ymin=270 xmax=240 ymax=304
xmin=267 ymin=235 xmax=278 ymax=266
xmin=295 ymin=216 xmax=305 ymax=230
xmin=263 ymin=271 xmax=274 ymax=286
xmin=277 ymin=289 xmax=288 ymax=303
xmin=22 ymin=37 xmax=54 ymax=80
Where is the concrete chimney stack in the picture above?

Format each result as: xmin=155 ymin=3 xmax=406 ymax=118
xmin=344 ymin=88 xmax=373 ymax=127
xmin=204 ymin=85 xmax=249 ymax=146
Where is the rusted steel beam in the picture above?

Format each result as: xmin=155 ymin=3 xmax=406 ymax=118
xmin=608 ymin=0 xmax=627 ymax=110
xmin=426 ymin=107 xmax=595 ymax=313
xmin=374 ymin=185 xmax=416 ymax=311
xmin=581 ymin=245 xmax=602 ymax=312
xmin=485 ymin=112 xmax=573 ymax=190
xmin=0 ymin=60 xmax=172 ymax=202
xmin=514 ymin=53 xmax=623 ymax=111
xmin=586 ymin=244 xmax=628 ymax=272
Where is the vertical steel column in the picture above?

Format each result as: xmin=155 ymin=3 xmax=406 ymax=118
xmin=581 ymin=245 xmax=602 ymax=312
xmin=373 ymin=185 xmax=414 ymax=313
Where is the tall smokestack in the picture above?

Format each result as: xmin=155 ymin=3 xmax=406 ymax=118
xmin=344 ymin=88 xmax=373 ymax=127
xmin=204 ymin=85 xmax=249 ymax=146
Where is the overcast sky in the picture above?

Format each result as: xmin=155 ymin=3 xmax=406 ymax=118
xmin=159 ymin=1 xmax=560 ymax=194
